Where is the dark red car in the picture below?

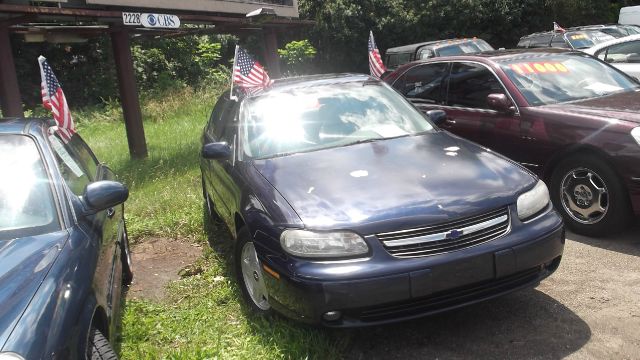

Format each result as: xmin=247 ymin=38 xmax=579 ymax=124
xmin=384 ymin=48 xmax=640 ymax=235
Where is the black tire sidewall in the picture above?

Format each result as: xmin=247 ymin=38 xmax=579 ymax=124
xmin=234 ymin=227 xmax=271 ymax=315
xmin=550 ymin=155 xmax=630 ymax=236
xmin=88 ymin=327 xmax=118 ymax=360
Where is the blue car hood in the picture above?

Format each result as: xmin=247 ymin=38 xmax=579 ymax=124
xmin=0 ymin=230 xmax=68 ymax=348
xmin=253 ymin=131 xmax=536 ymax=234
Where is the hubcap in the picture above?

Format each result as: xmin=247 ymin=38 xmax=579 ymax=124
xmin=240 ymin=242 xmax=270 ymax=310
xmin=560 ymin=167 xmax=608 ymax=224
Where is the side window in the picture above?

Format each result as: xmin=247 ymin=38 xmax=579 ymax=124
xmin=551 ymin=35 xmax=570 ymax=48
xmin=447 ymin=62 xmax=506 ymax=109
xmin=418 ymin=48 xmax=435 ymax=59
xmin=398 ymin=63 xmax=448 ymax=104
xmin=220 ymin=101 xmax=239 ymax=144
xmin=530 ymin=35 xmax=552 ymax=48
xmin=517 ymin=39 xmax=530 ymax=48
xmin=599 ymin=41 xmax=640 ymax=63
xmin=387 ymin=53 xmax=411 ymax=68
xmin=206 ymin=95 xmax=229 ymax=139
xmin=49 ymin=134 xmax=92 ymax=196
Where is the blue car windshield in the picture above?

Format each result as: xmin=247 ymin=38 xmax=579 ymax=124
xmin=0 ymin=135 xmax=59 ymax=240
xmin=241 ymin=82 xmax=434 ymax=159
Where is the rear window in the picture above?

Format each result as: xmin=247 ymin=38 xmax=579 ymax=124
xmin=436 ymin=40 xmax=494 ymax=56
xmin=0 ymin=135 xmax=59 ymax=240
xmin=566 ymin=31 xmax=615 ymax=49
xmin=386 ymin=53 xmax=412 ymax=68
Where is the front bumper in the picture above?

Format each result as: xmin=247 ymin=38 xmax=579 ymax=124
xmin=258 ymin=205 xmax=565 ymax=327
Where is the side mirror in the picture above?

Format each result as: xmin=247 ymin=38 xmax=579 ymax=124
xmin=202 ymin=142 xmax=231 ymax=160
xmin=426 ymin=109 xmax=447 ymax=126
xmin=82 ymin=181 xmax=128 ymax=214
xmin=487 ymin=93 xmax=515 ymax=113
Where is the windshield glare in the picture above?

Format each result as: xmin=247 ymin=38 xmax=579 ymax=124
xmin=500 ymin=54 xmax=639 ymax=106
xmin=566 ymin=31 xmax=615 ymax=49
xmin=242 ymin=82 xmax=433 ymax=158
xmin=0 ymin=135 xmax=59 ymax=240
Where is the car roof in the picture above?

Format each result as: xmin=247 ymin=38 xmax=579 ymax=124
xmin=249 ymin=73 xmax=377 ymax=97
xmin=386 ymin=38 xmax=485 ymax=54
xmin=0 ymin=118 xmax=49 ymax=135
xmin=388 ymin=48 xmax=581 ymax=74
xmin=520 ymin=28 xmax=609 ymax=39
xmin=585 ymin=34 xmax=640 ymax=54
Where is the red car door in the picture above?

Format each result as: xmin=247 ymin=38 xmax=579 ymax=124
xmin=440 ymin=62 xmax=521 ymax=158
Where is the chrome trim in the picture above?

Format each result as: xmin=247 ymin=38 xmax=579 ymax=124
xmin=632 ymin=177 xmax=640 ymax=182
xmin=382 ymin=214 xmax=509 ymax=247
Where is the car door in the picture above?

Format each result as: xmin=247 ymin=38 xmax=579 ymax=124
xmin=440 ymin=62 xmax=520 ymax=155
xmin=206 ymin=99 xmax=241 ymax=227
xmin=48 ymin=133 xmax=120 ymax=317
xmin=596 ymin=40 xmax=640 ymax=79
xmin=202 ymin=94 xmax=230 ymax=209
xmin=392 ymin=61 xmax=450 ymax=115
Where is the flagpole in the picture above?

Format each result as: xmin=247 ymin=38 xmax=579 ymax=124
xmin=230 ymin=45 xmax=239 ymax=101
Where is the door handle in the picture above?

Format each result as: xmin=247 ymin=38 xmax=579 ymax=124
xmin=107 ymin=208 xmax=115 ymax=218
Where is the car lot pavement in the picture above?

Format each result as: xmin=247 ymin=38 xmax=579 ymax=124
xmin=345 ymin=224 xmax=640 ymax=359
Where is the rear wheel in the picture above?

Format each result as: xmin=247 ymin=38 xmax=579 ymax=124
xmin=87 ymin=327 xmax=118 ymax=360
xmin=235 ymin=227 xmax=271 ymax=315
xmin=550 ymin=154 xmax=630 ymax=236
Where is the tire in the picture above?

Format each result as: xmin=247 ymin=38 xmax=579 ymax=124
xmin=550 ymin=154 xmax=630 ymax=236
xmin=121 ymin=224 xmax=133 ymax=286
xmin=87 ymin=327 xmax=118 ymax=360
xmin=234 ymin=227 xmax=272 ymax=315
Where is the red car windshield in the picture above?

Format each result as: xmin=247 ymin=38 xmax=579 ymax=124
xmin=499 ymin=53 xmax=639 ymax=106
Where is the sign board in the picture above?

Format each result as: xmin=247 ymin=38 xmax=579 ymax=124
xmin=122 ymin=12 xmax=180 ymax=28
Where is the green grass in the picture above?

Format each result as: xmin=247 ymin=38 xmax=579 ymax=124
xmin=76 ymin=86 xmax=350 ymax=359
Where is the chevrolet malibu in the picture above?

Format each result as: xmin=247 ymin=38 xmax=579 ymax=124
xmin=0 ymin=118 xmax=131 ymax=359
xmin=200 ymin=74 xmax=564 ymax=326
xmin=384 ymin=48 xmax=640 ymax=236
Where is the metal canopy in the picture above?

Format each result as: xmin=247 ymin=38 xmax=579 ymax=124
xmin=0 ymin=2 xmax=312 ymax=158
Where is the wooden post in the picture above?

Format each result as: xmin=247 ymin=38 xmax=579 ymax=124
xmin=263 ymin=27 xmax=281 ymax=78
xmin=110 ymin=28 xmax=148 ymax=158
xmin=0 ymin=26 xmax=23 ymax=118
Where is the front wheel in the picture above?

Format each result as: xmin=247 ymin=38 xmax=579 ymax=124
xmin=87 ymin=327 xmax=118 ymax=360
xmin=550 ymin=154 xmax=630 ymax=236
xmin=234 ymin=227 xmax=272 ymax=315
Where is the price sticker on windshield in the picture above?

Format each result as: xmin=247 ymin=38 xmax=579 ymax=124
xmin=509 ymin=62 xmax=569 ymax=75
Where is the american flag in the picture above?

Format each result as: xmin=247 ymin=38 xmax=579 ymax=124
xmin=368 ymin=31 xmax=387 ymax=78
xmin=233 ymin=47 xmax=273 ymax=95
xmin=553 ymin=22 xmax=566 ymax=33
xmin=39 ymin=56 xmax=76 ymax=142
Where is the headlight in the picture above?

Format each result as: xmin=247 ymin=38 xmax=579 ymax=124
xmin=517 ymin=180 xmax=550 ymax=220
xmin=280 ymin=230 xmax=369 ymax=258
xmin=632 ymin=127 xmax=640 ymax=146
xmin=0 ymin=353 xmax=26 ymax=360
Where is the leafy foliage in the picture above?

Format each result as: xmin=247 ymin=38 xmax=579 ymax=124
xmin=278 ymin=39 xmax=317 ymax=75
xmin=298 ymin=0 xmax=622 ymax=73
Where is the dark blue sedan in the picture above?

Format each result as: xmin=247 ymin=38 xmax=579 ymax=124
xmin=0 ymin=118 xmax=131 ymax=358
xmin=200 ymin=74 xmax=564 ymax=327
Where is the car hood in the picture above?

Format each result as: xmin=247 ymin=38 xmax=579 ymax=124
xmin=0 ymin=231 xmax=68 ymax=349
xmin=538 ymin=91 xmax=640 ymax=124
xmin=252 ymin=131 xmax=535 ymax=234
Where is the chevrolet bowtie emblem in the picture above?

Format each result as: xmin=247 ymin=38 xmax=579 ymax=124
xmin=445 ymin=229 xmax=464 ymax=240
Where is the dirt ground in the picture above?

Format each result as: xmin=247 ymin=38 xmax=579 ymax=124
xmin=130 ymin=225 xmax=640 ymax=359
xmin=128 ymin=237 xmax=203 ymax=301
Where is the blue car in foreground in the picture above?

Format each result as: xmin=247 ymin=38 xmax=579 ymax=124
xmin=200 ymin=74 xmax=564 ymax=327
xmin=0 ymin=118 xmax=131 ymax=359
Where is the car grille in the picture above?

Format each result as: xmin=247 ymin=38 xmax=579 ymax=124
xmin=350 ymin=266 xmax=542 ymax=323
xmin=377 ymin=207 xmax=510 ymax=258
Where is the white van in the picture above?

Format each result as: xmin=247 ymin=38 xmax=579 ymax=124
xmin=619 ymin=6 xmax=640 ymax=26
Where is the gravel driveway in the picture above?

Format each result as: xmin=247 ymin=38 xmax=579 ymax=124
xmin=345 ymin=224 xmax=640 ymax=359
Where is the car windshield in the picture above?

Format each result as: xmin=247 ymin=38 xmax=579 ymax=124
xmin=566 ymin=31 xmax=615 ymax=49
xmin=499 ymin=54 xmax=640 ymax=106
xmin=0 ymin=135 xmax=59 ymax=240
xmin=436 ymin=40 xmax=494 ymax=56
xmin=241 ymin=82 xmax=434 ymax=159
